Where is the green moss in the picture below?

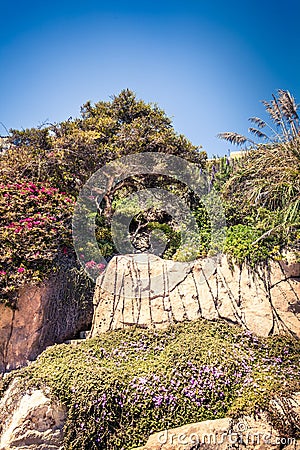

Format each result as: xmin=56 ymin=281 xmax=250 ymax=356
xmin=3 ymin=319 xmax=300 ymax=450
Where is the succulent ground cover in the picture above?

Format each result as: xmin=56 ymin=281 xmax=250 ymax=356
xmin=2 ymin=319 xmax=299 ymax=450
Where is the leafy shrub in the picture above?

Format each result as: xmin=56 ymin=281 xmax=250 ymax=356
xmin=223 ymin=224 xmax=282 ymax=267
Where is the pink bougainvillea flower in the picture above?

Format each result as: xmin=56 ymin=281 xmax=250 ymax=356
xmin=85 ymin=260 xmax=97 ymax=268
xmin=17 ymin=267 xmax=25 ymax=273
xmin=0 ymin=270 xmax=7 ymax=276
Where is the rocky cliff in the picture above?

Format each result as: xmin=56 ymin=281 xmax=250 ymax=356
xmin=0 ymin=263 xmax=93 ymax=373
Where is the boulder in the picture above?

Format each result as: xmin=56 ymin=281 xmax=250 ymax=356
xmin=91 ymin=254 xmax=300 ymax=338
xmin=0 ymin=379 xmax=65 ymax=449
xmin=134 ymin=394 xmax=300 ymax=450
xmin=134 ymin=415 xmax=287 ymax=449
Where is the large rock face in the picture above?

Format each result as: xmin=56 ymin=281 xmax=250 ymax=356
xmin=0 ymin=264 xmax=94 ymax=373
xmin=91 ymin=254 xmax=300 ymax=338
xmin=0 ymin=379 xmax=65 ymax=449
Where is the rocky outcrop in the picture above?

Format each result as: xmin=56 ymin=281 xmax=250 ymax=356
xmin=91 ymin=254 xmax=300 ymax=338
xmin=0 ymin=379 xmax=65 ymax=449
xmin=0 ymin=263 xmax=94 ymax=373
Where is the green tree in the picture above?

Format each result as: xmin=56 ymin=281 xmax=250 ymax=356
xmin=0 ymin=90 xmax=208 ymax=300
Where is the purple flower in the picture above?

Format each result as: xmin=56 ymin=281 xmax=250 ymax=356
xmin=153 ymin=394 xmax=163 ymax=407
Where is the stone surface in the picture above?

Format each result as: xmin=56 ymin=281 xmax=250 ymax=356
xmin=132 ymin=391 xmax=300 ymax=450
xmin=285 ymin=441 xmax=300 ymax=449
xmin=134 ymin=415 xmax=286 ymax=449
xmin=0 ymin=263 xmax=93 ymax=373
xmin=91 ymin=254 xmax=300 ymax=338
xmin=0 ymin=379 xmax=65 ymax=450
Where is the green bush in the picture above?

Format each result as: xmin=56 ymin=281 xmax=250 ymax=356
xmin=223 ymin=224 xmax=282 ymax=267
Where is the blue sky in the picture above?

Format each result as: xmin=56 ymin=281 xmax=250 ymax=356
xmin=0 ymin=0 xmax=299 ymax=156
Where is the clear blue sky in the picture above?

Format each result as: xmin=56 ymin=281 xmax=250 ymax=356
xmin=0 ymin=0 xmax=299 ymax=156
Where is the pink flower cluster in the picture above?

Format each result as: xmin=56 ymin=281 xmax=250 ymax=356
xmin=1 ymin=182 xmax=59 ymax=193
xmin=6 ymin=214 xmax=57 ymax=233
xmin=85 ymin=260 xmax=106 ymax=272
xmin=0 ymin=182 xmax=73 ymax=200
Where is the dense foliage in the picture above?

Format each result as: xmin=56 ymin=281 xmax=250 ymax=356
xmin=0 ymin=90 xmax=205 ymax=305
xmin=0 ymin=88 xmax=299 ymax=305
xmin=0 ymin=180 xmax=75 ymax=306
xmin=221 ymin=143 xmax=300 ymax=265
xmin=3 ymin=319 xmax=299 ymax=449
xmin=214 ymin=90 xmax=300 ymax=265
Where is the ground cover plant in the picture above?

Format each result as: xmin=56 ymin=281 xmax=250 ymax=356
xmin=1 ymin=319 xmax=299 ymax=450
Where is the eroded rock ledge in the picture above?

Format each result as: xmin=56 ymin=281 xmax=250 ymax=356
xmin=91 ymin=254 xmax=300 ymax=338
